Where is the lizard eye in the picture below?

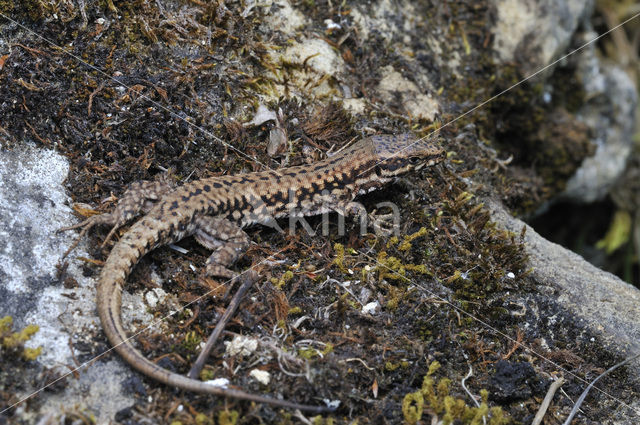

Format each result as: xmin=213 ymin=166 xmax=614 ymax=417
xmin=409 ymin=156 xmax=422 ymax=164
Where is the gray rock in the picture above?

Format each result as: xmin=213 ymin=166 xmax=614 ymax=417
xmin=489 ymin=199 xmax=640 ymax=423
xmin=492 ymin=0 xmax=637 ymax=203
xmin=491 ymin=200 xmax=640 ymax=355
xmin=563 ymin=40 xmax=638 ymax=202
xmin=492 ymin=0 xmax=594 ymax=75
xmin=0 ymin=144 xmax=136 ymax=423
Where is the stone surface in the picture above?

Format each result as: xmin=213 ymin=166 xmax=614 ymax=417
xmin=492 ymin=0 xmax=637 ymax=204
xmin=491 ymin=200 xmax=640 ymax=357
xmin=492 ymin=0 xmax=594 ymax=75
xmin=563 ymin=35 xmax=638 ymax=202
xmin=0 ymin=144 xmax=141 ymax=422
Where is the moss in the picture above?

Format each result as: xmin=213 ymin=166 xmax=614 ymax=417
xmin=271 ymin=270 xmax=295 ymax=289
xmin=385 ymin=360 xmax=408 ymax=371
xmin=398 ymin=227 xmax=428 ymax=252
xmin=401 ymin=362 xmax=510 ymax=425
xmin=0 ymin=0 xmax=13 ymax=14
xmin=320 ymin=343 xmax=334 ymax=356
xmin=311 ymin=416 xmax=334 ymax=425
xmin=195 ymin=413 xmax=214 ymax=425
xmin=333 ymin=243 xmax=348 ymax=273
xmin=299 ymin=343 xmax=333 ymax=360
xmin=374 ymin=251 xmax=432 ymax=282
xmin=402 ymin=391 xmax=424 ymax=424
xmin=0 ymin=316 xmax=42 ymax=361
xmin=288 ymin=306 xmax=303 ymax=315
xmin=199 ymin=368 xmax=215 ymax=381
xmin=182 ymin=330 xmax=202 ymax=352
xmin=218 ymin=410 xmax=239 ymax=425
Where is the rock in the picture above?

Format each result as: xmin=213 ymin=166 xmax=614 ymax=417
xmin=493 ymin=0 xmax=637 ymax=204
xmin=563 ymin=47 xmax=637 ymax=202
xmin=493 ymin=0 xmax=594 ymax=75
xmin=490 ymin=200 xmax=640 ymax=356
xmin=0 ymin=144 xmax=137 ymax=423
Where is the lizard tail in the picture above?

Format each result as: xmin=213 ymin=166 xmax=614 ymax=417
xmin=95 ymin=230 xmax=331 ymax=413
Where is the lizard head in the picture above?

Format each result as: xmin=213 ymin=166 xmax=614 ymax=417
xmin=371 ymin=133 xmax=446 ymax=178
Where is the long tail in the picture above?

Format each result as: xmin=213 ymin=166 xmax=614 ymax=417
xmin=96 ymin=227 xmax=330 ymax=413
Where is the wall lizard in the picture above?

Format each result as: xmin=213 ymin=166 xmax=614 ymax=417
xmin=61 ymin=133 xmax=445 ymax=412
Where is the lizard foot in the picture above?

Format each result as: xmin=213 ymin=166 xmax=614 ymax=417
xmin=58 ymin=177 xmax=175 ymax=257
xmin=193 ymin=215 xmax=250 ymax=281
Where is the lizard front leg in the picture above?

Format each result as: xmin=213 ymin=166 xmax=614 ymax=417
xmin=192 ymin=215 xmax=250 ymax=279
xmin=59 ymin=178 xmax=175 ymax=256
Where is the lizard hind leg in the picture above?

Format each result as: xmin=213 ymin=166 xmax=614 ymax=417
xmin=59 ymin=178 xmax=175 ymax=257
xmin=193 ymin=215 xmax=250 ymax=279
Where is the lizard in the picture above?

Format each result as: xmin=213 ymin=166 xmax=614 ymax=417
xmin=60 ymin=133 xmax=445 ymax=413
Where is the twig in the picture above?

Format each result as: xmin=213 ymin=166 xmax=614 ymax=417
xmin=532 ymin=377 xmax=565 ymax=425
xmin=187 ymin=271 xmax=258 ymax=379
xmin=562 ymin=352 xmax=640 ymax=425
xmin=87 ymin=81 xmax=105 ymax=115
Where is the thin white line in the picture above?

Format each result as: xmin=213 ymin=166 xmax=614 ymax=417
xmin=1 ymin=7 xmax=638 ymax=419
xmin=0 ymin=12 xmax=271 ymax=171
xmin=359 ymin=251 xmax=640 ymax=418
xmin=0 ymin=249 xmax=285 ymax=415
xmin=357 ymin=10 xmax=640 ymax=178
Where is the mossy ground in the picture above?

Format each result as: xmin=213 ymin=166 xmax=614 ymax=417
xmin=1 ymin=0 xmax=638 ymax=424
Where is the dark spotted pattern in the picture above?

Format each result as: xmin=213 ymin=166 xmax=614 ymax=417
xmin=62 ymin=133 xmax=445 ymax=411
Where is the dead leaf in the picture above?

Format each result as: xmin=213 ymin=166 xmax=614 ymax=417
xmin=0 ymin=54 xmax=9 ymax=71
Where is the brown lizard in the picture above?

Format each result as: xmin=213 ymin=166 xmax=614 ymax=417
xmin=61 ymin=133 xmax=445 ymax=412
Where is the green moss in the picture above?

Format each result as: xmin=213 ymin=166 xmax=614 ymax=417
xmin=0 ymin=0 xmax=13 ymax=14
xmin=312 ymin=415 xmax=334 ymax=425
xmin=402 ymin=362 xmax=510 ymax=425
xmin=375 ymin=251 xmax=432 ymax=282
xmin=385 ymin=360 xmax=409 ymax=371
xmin=398 ymin=227 xmax=428 ymax=251
xmin=0 ymin=316 xmax=42 ymax=361
xmin=299 ymin=343 xmax=333 ymax=360
xmin=195 ymin=413 xmax=214 ymax=425
xmin=218 ymin=410 xmax=239 ymax=425
xmin=320 ymin=343 xmax=334 ymax=356
xmin=182 ymin=330 xmax=202 ymax=352
xmin=402 ymin=391 xmax=424 ymax=424
xmin=199 ymin=368 xmax=215 ymax=381
xmin=333 ymin=243 xmax=348 ymax=273
xmin=288 ymin=306 xmax=303 ymax=315
xmin=271 ymin=270 xmax=295 ymax=289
